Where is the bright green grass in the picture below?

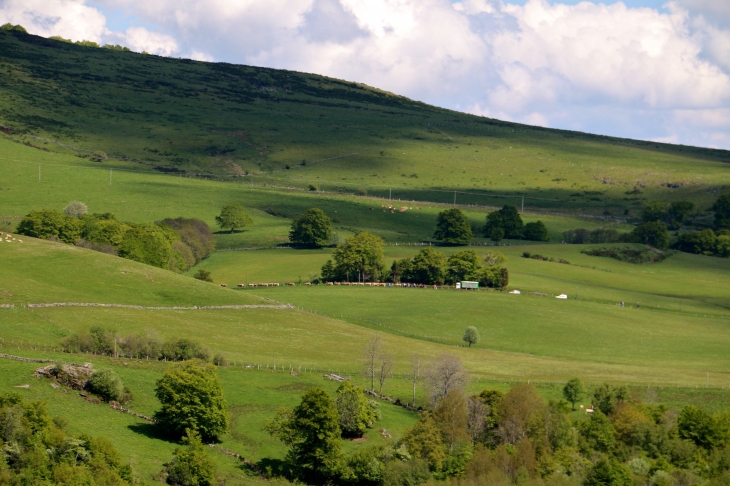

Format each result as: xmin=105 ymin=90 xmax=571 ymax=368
xmin=1 ymin=29 xmax=729 ymax=219
xmin=0 ymin=136 xmax=612 ymax=246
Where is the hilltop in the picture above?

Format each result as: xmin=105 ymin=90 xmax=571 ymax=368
xmin=1 ymin=29 xmax=729 ymax=217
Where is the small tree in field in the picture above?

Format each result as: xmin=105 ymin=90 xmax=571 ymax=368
xmin=462 ymin=327 xmax=480 ymax=347
xmin=193 ymin=269 xmax=213 ymax=282
xmin=154 ymin=360 xmax=229 ymax=441
xmin=289 ymin=208 xmax=333 ymax=247
xmin=563 ymin=378 xmax=585 ymax=411
xmin=434 ymin=208 xmax=473 ymax=244
xmin=164 ymin=430 xmax=216 ymax=486
xmin=215 ymin=204 xmax=252 ymax=233
xmin=64 ymin=201 xmax=88 ymax=219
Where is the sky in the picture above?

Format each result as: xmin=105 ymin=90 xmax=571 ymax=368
xmin=1 ymin=0 xmax=730 ymax=150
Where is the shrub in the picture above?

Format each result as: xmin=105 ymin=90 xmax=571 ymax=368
xmin=433 ymin=208 xmax=473 ymax=244
xmin=1 ymin=23 xmax=27 ymax=33
xmin=17 ymin=209 xmax=83 ymax=243
xmin=308 ymin=183 xmax=318 ymax=191
xmin=161 ymin=339 xmax=210 ymax=362
xmin=193 ymin=269 xmax=214 ymax=282
xmin=159 ymin=217 xmax=215 ymax=264
xmin=87 ymin=369 xmax=124 ymax=402
xmin=381 ymin=459 xmax=431 ymax=486
xmin=484 ymin=205 xmax=523 ymax=239
xmin=155 ymin=360 xmax=229 ymax=441
xmin=164 ymin=430 xmax=216 ymax=486
xmin=523 ymin=221 xmax=549 ymax=241
xmin=632 ymin=222 xmax=669 ymax=249
xmin=355 ymin=188 xmax=367 ymax=196
xmin=289 ymin=208 xmax=333 ymax=247
xmin=117 ymin=223 xmax=177 ymax=269
xmin=63 ymin=201 xmax=88 ymax=219
xmin=212 ymin=354 xmax=227 ymax=367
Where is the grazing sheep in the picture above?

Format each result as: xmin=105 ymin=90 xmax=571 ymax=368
xmin=238 ymin=284 xmax=244 ymax=287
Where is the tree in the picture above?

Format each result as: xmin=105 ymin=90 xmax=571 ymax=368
xmin=433 ymin=208 xmax=473 ymax=244
xmin=579 ymin=411 xmax=616 ymax=453
xmin=674 ymin=229 xmax=717 ymax=255
xmin=159 ymin=218 xmax=216 ymax=264
xmin=713 ymin=195 xmax=730 ymax=229
xmin=447 ymin=250 xmax=482 ymax=283
xmin=462 ymin=327 xmax=480 ymax=347
xmin=154 ymin=360 xmax=229 ymax=441
xmin=489 ymin=227 xmax=504 ymax=243
xmin=16 ymin=209 xmax=83 ymax=243
xmin=377 ymin=351 xmax=394 ymax=395
xmin=215 ymin=204 xmax=252 ymax=233
xmin=409 ymin=355 xmax=423 ymax=407
xmin=584 ymin=459 xmax=631 ymax=486
xmin=483 ymin=251 xmax=507 ymax=267
xmin=265 ymin=387 xmax=342 ymax=480
xmin=433 ymin=389 xmax=470 ymax=453
xmin=407 ymin=247 xmax=447 ymax=284
xmin=335 ymin=381 xmax=379 ymax=438
xmin=678 ymin=405 xmax=716 ymax=449
xmin=402 ymin=412 xmax=447 ymax=471
xmin=87 ymin=369 xmax=124 ymax=402
xmin=484 ymin=206 xmax=523 ymax=240
xmin=667 ymin=201 xmax=694 ymax=229
xmin=363 ymin=336 xmax=382 ymax=392
xmin=164 ymin=430 xmax=216 ymax=486
xmin=496 ymin=383 xmax=545 ymax=445
xmin=1 ymin=23 xmax=27 ymax=33
xmin=562 ymin=378 xmax=585 ymax=411
xmin=321 ymin=259 xmax=335 ymax=282
xmin=592 ymin=383 xmax=629 ymax=415
xmin=426 ymin=355 xmax=469 ymax=405
xmin=289 ymin=208 xmax=333 ymax=247
xmin=193 ymin=269 xmax=214 ymax=283
xmin=64 ymin=201 xmax=88 ymax=219
xmin=523 ymin=221 xmax=549 ymax=241
xmin=332 ymin=232 xmax=385 ymax=282
xmin=632 ymin=221 xmax=669 ymax=249
xmin=641 ymin=201 xmax=669 ymax=223
xmin=118 ymin=223 xmax=177 ymax=269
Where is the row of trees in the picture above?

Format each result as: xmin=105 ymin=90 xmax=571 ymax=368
xmin=16 ymin=204 xmax=215 ymax=271
xmin=319 ymin=232 xmax=509 ymax=286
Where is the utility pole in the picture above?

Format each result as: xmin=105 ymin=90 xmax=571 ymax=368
xmin=389 ymin=187 xmax=392 ymax=202
xmin=38 ymin=164 xmax=41 ymax=182
xmin=110 ymin=169 xmax=113 ymax=186
xmin=521 ymin=196 xmax=524 ymax=213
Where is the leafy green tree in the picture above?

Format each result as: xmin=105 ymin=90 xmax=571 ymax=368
xmin=335 ymin=381 xmax=379 ymax=438
xmin=332 ymin=232 xmax=385 ymax=282
xmin=713 ymin=195 xmax=730 ymax=229
xmin=490 ymin=227 xmax=505 ymax=243
xmin=1 ymin=23 xmax=27 ymax=33
xmin=523 ymin=221 xmax=550 ymax=241
xmin=477 ymin=266 xmax=509 ymax=289
xmin=215 ymin=204 xmax=252 ymax=233
xmin=16 ymin=209 xmax=83 ymax=243
xmin=87 ymin=369 xmax=124 ymax=402
xmin=265 ymin=387 xmax=342 ymax=480
xmin=321 ymin=259 xmax=336 ymax=281
xmin=406 ymin=247 xmax=447 ymax=284
xmin=381 ymin=459 xmax=431 ymax=486
xmin=592 ymin=383 xmax=629 ymax=415
xmin=484 ymin=206 xmax=524 ymax=239
xmin=483 ymin=251 xmax=507 ymax=266
xmin=462 ymin=327 xmax=480 ymax=347
xmin=641 ymin=201 xmax=669 ymax=223
xmin=402 ymin=412 xmax=447 ymax=471
xmin=562 ymin=378 xmax=585 ymax=411
xmin=164 ymin=430 xmax=216 ymax=486
xmin=674 ymin=229 xmax=717 ymax=255
xmin=678 ymin=405 xmax=716 ymax=449
xmin=584 ymin=459 xmax=631 ymax=486
xmin=667 ymin=201 xmax=694 ymax=229
xmin=155 ymin=360 xmax=229 ymax=441
xmin=289 ymin=208 xmax=333 ymax=247
xmin=433 ymin=209 xmax=473 ymax=244
xmin=632 ymin=221 xmax=669 ymax=249
xmin=118 ymin=223 xmax=177 ymax=269
xmin=447 ymin=250 xmax=482 ymax=283
xmin=579 ymin=410 xmax=616 ymax=453
xmin=159 ymin=218 xmax=216 ymax=264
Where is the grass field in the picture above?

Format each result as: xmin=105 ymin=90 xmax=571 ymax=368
xmin=1 ymin=29 xmax=729 ymax=219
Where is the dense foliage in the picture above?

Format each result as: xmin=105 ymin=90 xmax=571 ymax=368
xmin=391 ymin=248 xmax=509 ymax=288
xmin=162 ymin=431 xmax=216 ymax=486
xmin=483 ymin=206 xmax=525 ymax=240
xmin=673 ymin=229 xmax=730 ymax=257
xmin=323 ymin=231 xmax=386 ymax=282
xmin=335 ymin=381 xmax=381 ymax=438
xmin=433 ymin=209 xmax=473 ymax=245
xmin=0 ymin=393 xmax=133 ymax=484
xmin=215 ymin=204 xmax=252 ymax=233
xmin=154 ymin=360 xmax=229 ymax=441
xmin=289 ymin=208 xmax=333 ymax=247
xmin=17 ymin=209 xmax=215 ymax=271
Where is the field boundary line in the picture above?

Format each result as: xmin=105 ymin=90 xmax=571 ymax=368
xmin=23 ymin=303 xmax=294 ymax=310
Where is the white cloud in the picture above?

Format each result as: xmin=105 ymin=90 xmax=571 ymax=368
xmin=189 ymin=49 xmax=213 ymax=62
xmin=4 ymin=0 xmax=730 ymax=148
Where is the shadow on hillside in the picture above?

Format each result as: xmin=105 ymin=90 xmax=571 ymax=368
xmin=128 ymin=423 xmax=180 ymax=444
xmin=251 ymin=457 xmax=288 ymax=479
xmin=213 ymin=229 xmax=248 ymax=235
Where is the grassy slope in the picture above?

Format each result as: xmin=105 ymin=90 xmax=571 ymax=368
xmin=0 ymin=29 xmax=729 ymax=218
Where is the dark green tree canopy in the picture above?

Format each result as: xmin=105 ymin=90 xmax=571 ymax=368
xmin=667 ymin=201 xmax=694 ymax=229
xmin=17 ymin=209 xmax=83 ymax=243
xmin=164 ymin=430 xmax=216 ymax=486
xmin=154 ymin=359 xmax=229 ymax=441
xmin=433 ymin=208 xmax=473 ymax=244
xmin=562 ymin=378 xmax=585 ymax=411
xmin=462 ymin=326 xmax=480 ymax=347
xmin=523 ymin=221 xmax=550 ymax=242
xmin=483 ymin=206 xmax=524 ymax=240
xmin=405 ymin=247 xmax=447 ymax=285
xmin=713 ymin=195 xmax=730 ymax=229
xmin=632 ymin=221 xmax=669 ymax=249
xmin=265 ymin=387 xmax=342 ymax=480
xmin=641 ymin=201 xmax=669 ymax=223
xmin=289 ymin=208 xmax=333 ymax=247
xmin=447 ymin=250 xmax=482 ymax=283
xmin=215 ymin=204 xmax=253 ymax=233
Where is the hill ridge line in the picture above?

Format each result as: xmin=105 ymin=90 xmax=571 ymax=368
xmin=17 ymin=303 xmax=293 ymax=310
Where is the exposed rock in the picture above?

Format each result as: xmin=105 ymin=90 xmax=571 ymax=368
xmin=35 ymin=362 xmax=93 ymax=390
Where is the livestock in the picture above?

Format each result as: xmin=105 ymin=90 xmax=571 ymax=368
xmin=326 ymin=282 xmax=334 ymax=286
xmin=238 ymin=284 xmax=244 ymax=287
xmin=305 ymin=282 xmax=312 ymax=286
xmin=286 ymin=282 xmax=295 ymax=286
xmin=220 ymin=284 xmax=227 ymax=287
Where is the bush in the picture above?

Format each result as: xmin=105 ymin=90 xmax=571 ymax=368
xmin=193 ymin=269 xmax=214 ymax=282
xmin=381 ymin=459 xmax=431 ymax=486
xmin=161 ymin=339 xmax=210 ymax=362
xmin=523 ymin=221 xmax=549 ymax=241
xmin=484 ymin=205 xmax=523 ymax=239
xmin=308 ymin=183 xmax=318 ymax=191
xmin=355 ymin=188 xmax=367 ymax=196
xmin=17 ymin=209 xmax=83 ymax=243
xmin=632 ymin=222 xmax=669 ymax=249
xmin=478 ymin=266 xmax=509 ymax=289
xmin=117 ymin=223 xmax=177 ymax=269
xmin=164 ymin=430 xmax=216 ymax=486
xmin=289 ymin=208 xmax=333 ymax=247
xmin=212 ymin=354 xmax=227 ymax=367
xmin=433 ymin=208 xmax=473 ymax=244
xmin=87 ymin=369 xmax=124 ymax=402
xmin=63 ymin=201 xmax=88 ymax=219
xmin=159 ymin=218 xmax=215 ymax=265
xmin=155 ymin=360 xmax=229 ymax=441
xmin=1 ymin=23 xmax=27 ymax=33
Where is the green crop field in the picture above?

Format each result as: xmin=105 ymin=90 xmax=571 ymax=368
xmin=2 ymin=28 xmax=730 ymax=485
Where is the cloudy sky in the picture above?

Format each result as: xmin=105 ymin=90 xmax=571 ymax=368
xmin=2 ymin=0 xmax=730 ymax=150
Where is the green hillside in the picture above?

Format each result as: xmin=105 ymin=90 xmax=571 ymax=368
xmin=1 ymin=29 xmax=729 ymax=217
